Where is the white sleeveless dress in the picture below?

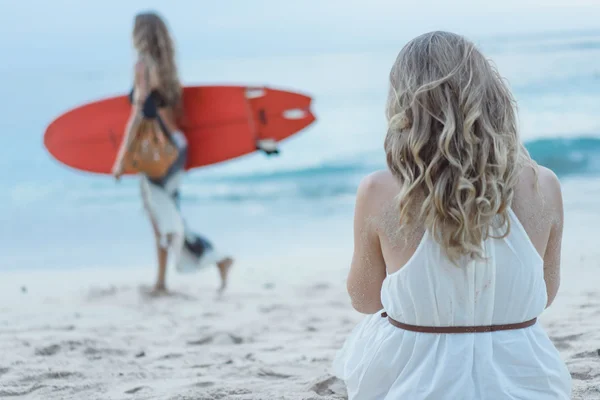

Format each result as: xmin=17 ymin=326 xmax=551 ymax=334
xmin=333 ymin=209 xmax=571 ymax=399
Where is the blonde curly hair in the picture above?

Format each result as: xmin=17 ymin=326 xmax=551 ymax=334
xmin=133 ymin=12 xmax=182 ymax=112
xmin=384 ymin=31 xmax=533 ymax=262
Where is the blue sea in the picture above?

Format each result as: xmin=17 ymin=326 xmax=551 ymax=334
xmin=1 ymin=3 xmax=600 ymax=271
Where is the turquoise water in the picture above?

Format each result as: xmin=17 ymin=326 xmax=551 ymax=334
xmin=1 ymin=4 xmax=600 ymax=270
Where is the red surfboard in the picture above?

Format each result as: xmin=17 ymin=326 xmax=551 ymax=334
xmin=44 ymin=85 xmax=316 ymax=174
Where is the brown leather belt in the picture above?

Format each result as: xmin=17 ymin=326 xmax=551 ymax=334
xmin=381 ymin=312 xmax=537 ymax=333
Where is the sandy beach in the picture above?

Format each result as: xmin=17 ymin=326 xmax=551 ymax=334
xmin=1 ymin=195 xmax=600 ymax=400
xmin=0 ymin=255 xmax=354 ymax=400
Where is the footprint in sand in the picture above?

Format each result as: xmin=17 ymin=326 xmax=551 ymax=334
xmin=262 ymin=346 xmax=284 ymax=352
xmin=209 ymin=388 xmax=252 ymax=396
xmin=579 ymin=303 xmax=596 ymax=309
xmin=124 ymin=386 xmax=149 ymax=394
xmin=190 ymin=363 xmax=214 ymax=369
xmin=310 ymin=375 xmax=347 ymax=397
xmin=573 ymin=350 xmax=600 ymax=359
xmin=568 ymin=361 xmax=600 ymax=381
xmin=65 ymin=340 xmax=92 ymax=350
xmin=21 ymin=371 xmax=83 ymax=382
xmin=187 ymin=333 xmax=244 ymax=346
xmin=0 ymin=384 xmax=45 ymax=397
xmin=158 ymin=353 xmax=183 ymax=360
xmin=550 ymin=333 xmax=584 ymax=350
xmin=257 ymin=368 xmax=293 ymax=379
xmin=215 ymin=333 xmax=244 ymax=345
xmin=35 ymin=340 xmax=95 ymax=356
xmin=87 ymin=285 xmax=119 ymax=299
xmin=259 ymin=304 xmax=289 ymax=314
xmin=39 ymin=325 xmax=76 ymax=332
xmin=187 ymin=337 xmax=213 ymax=346
xmin=312 ymin=283 xmax=331 ymax=291
xmin=84 ymin=347 xmax=127 ymax=358
xmin=553 ymin=342 xmax=571 ymax=351
xmin=193 ymin=381 xmax=215 ymax=388
xmin=34 ymin=344 xmax=61 ymax=356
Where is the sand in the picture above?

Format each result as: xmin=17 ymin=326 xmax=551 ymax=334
xmin=1 ymin=204 xmax=600 ymax=399
xmin=0 ymin=251 xmax=355 ymax=400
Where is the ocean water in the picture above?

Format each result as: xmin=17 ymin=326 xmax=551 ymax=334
xmin=1 ymin=20 xmax=600 ymax=270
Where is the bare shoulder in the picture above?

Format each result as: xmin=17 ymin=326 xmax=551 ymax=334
xmin=537 ymin=166 xmax=562 ymax=200
xmin=359 ymin=169 xmax=398 ymax=190
xmin=134 ymin=58 xmax=160 ymax=89
xmin=516 ymin=163 xmax=563 ymax=225
xmin=357 ymin=170 xmax=398 ymax=199
xmin=355 ymin=170 xmax=398 ymax=214
xmin=517 ymin=164 xmax=561 ymax=196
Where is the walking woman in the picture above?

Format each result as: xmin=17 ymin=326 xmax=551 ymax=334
xmin=112 ymin=12 xmax=233 ymax=295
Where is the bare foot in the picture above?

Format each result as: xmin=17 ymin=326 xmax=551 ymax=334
xmin=150 ymin=283 xmax=169 ymax=297
xmin=139 ymin=284 xmax=170 ymax=298
xmin=216 ymin=257 xmax=234 ymax=294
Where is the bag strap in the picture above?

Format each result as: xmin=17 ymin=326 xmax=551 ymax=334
xmin=139 ymin=58 xmax=173 ymax=143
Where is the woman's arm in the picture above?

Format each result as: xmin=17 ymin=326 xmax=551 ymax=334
xmin=346 ymin=174 xmax=387 ymax=314
xmin=540 ymin=167 xmax=564 ymax=308
xmin=112 ymin=61 xmax=150 ymax=178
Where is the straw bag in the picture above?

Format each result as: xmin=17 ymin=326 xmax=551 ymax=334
xmin=124 ymin=118 xmax=179 ymax=180
xmin=123 ymin=63 xmax=179 ymax=180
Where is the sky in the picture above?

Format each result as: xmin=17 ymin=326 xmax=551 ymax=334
xmin=1 ymin=0 xmax=600 ymax=63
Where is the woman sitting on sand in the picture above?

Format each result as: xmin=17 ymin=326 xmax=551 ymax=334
xmin=111 ymin=12 xmax=233 ymax=295
xmin=334 ymin=31 xmax=571 ymax=399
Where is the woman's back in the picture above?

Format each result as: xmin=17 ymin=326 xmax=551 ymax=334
xmin=379 ymin=165 xmax=550 ymax=319
xmin=334 ymin=167 xmax=571 ymax=399
xmin=376 ymin=164 xmax=562 ymax=302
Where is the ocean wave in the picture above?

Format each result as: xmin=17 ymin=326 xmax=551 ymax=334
xmin=526 ymin=136 xmax=600 ymax=176
xmin=6 ymin=136 xmax=600 ymax=209
xmin=181 ymin=136 xmax=600 ymax=202
xmin=151 ymin=136 xmax=600 ymax=203
xmin=70 ymin=157 xmax=378 ymax=205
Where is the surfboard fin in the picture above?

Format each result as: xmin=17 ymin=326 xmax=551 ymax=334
xmin=256 ymin=139 xmax=280 ymax=156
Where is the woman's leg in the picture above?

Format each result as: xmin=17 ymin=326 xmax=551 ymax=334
xmin=155 ymin=241 xmax=169 ymax=292
xmin=151 ymin=219 xmax=169 ymax=293
xmin=145 ymin=195 xmax=184 ymax=293
xmin=216 ymin=256 xmax=234 ymax=294
xmin=142 ymin=177 xmax=171 ymax=293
